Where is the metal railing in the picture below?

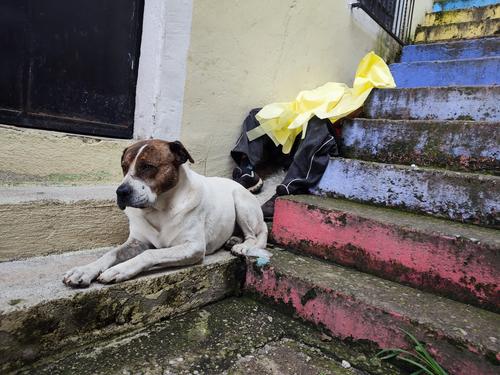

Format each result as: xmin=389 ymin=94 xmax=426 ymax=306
xmin=351 ymin=0 xmax=416 ymax=45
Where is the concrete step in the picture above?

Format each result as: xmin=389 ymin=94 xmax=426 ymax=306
xmin=390 ymin=56 xmax=500 ymax=88
xmin=425 ymin=3 xmax=500 ymax=26
xmin=245 ymin=249 xmax=500 ymax=375
xmin=401 ymin=37 xmax=500 ymax=62
xmin=21 ymin=297 xmax=400 ymax=375
xmin=342 ymin=118 xmax=500 ymax=174
xmin=0 ymin=125 xmax=129 ymax=187
xmin=415 ymin=18 xmax=500 ymax=43
xmin=0 ymin=248 xmax=240 ymax=372
xmin=271 ymin=195 xmax=500 ymax=311
xmin=0 ymin=185 xmax=127 ymax=261
xmin=433 ymin=0 xmax=500 ymax=12
xmin=313 ymin=158 xmax=500 ymax=227
xmin=364 ymin=86 xmax=500 ymax=121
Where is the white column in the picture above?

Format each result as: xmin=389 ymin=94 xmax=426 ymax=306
xmin=133 ymin=0 xmax=193 ymax=140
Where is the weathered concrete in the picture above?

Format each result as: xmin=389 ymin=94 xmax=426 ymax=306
xmin=433 ymin=0 xmax=500 ymax=12
xmin=228 ymin=339 xmax=354 ymax=375
xmin=0 ymin=249 xmax=241 ymax=372
xmin=364 ymin=86 xmax=500 ymax=121
xmin=245 ymin=249 xmax=500 ymax=375
xmin=21 ymin=297 xmax=400 ymax=375
xmin=272 ymin=195 xmax=500 ymax=311
xmin=415 ymin=19 xmax=500 ymax=43
xmin=313 ymin=158 xmax=500 ymax=227
xmin=0 ymin=186 xmax=127 ymax=261
xmin=425 ymin=4 xmax=500 ymax=26
xmin=0 ymin=125 xmax=129 ymax=186
xmin=342 ymin=118 xmax=500 ymax=173
xmin=390 ymin=56 xmax=500 ymax=87
xmin=401 ymin=37 xmax=500 ymax=62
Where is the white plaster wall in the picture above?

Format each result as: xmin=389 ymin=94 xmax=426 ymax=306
xmin=181 ymin=0 xmax=432 ymax=177
xmin=134 ymin=0 xmax=432 ymax=177
xmin=133 ymin=0 xmax=193 ymax=141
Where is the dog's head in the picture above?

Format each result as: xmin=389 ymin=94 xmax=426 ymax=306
xmin=116 ymin=139 xmax=194 ymax=210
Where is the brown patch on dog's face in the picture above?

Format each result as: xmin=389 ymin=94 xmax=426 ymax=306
xmin=121 ymin=139 xmax=194 ymax=196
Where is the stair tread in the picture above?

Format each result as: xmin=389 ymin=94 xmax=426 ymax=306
xmin=319 ymin=157 xmax=500 ymax=181
xmin=0 ymin=248 xmax=235 ymax=314
xmin=352 ymin=117 xmax=499 ymax=125
xmin=258 ymin=248 xmax=500 ymax=353
xmin=280 ymin=195 xmax=500 ymax=248
xmin=426 ymin=3 xmax=500 ymax=22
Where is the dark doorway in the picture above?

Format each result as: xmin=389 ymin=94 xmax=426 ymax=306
xmin=0 ymin=0 xmax=144 ymax=138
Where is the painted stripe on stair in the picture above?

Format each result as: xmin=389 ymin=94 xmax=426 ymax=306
xmin=313 ymin=158 xmax=500 ymax=227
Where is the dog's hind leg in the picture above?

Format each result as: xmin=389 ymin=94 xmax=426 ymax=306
xmin=231 ymin=189 xmax=268 ymax=256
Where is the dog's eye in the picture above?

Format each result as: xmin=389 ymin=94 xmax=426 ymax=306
xmin=143 ymin=164 xmax=157 ymax=172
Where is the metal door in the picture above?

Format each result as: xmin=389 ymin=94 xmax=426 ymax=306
xmin=0 ymin=0 xmax=144 ymax=138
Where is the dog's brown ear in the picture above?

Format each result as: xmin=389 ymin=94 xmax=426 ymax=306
xmin=169 ymin=140 xmax=194 ymax=165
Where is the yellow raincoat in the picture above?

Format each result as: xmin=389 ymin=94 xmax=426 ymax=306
xmin=247 ymin=51 xmax=396 ymax=154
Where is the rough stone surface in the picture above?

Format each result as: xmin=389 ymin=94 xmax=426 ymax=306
xmin=401 ymin=36 xmax=500 ymax=62
xmin=0 ymin=249 xmax=241 ymax=372
xmin=415 ymin=19 xmax=500 ymax=43
xmin=20 ymin=298 xmax=398 ymax=375
xmin=390 ymin=56 xmax=500 ymax=87
xmin=0 ymin=125 xmax=129 ymax=187
xmin=245 ymin=249 xmax=500 ymax=375
xmin=342 ymin=118 xmax=500 ymax=174
xmin=0 ymin=186 xmax=127 ymax=260
xmin=364 ymin=86 xmax=500 ymax=121
xmin=314 ymin=158 xmax=500 ymax=228
xmin=272 ymin=195 xmax=500 ymax=311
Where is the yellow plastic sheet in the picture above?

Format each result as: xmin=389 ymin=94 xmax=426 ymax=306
xmin=247 ymin=51 xmax=396 ymax=153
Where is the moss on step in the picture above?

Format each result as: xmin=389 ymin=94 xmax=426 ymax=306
xmin=21 ymin=297 xmax=399 ymax=375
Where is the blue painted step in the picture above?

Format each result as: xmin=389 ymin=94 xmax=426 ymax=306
xmin=433 ymin=0 xmax=500 ymax=12
xmin=390 ymin=56 xmax=500 ymax=88
xmin=401 ymin=38 xmax=500 ymax=62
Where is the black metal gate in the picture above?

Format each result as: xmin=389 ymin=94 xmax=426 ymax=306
xmin=352 ymin=0 xmax=416 ymax=45
xmin=0 ymin=0 xmax=144 ymax=138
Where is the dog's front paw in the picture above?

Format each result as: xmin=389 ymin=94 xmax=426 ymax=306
xmin=97 ymin=265 xmax=133 ymax=284
xmin=63 ymin=266 xmax=99 ymax=288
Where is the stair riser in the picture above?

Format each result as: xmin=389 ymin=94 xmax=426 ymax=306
xmin=342 ymin=119 xmax=500 ymax=173
xmin=0 ymin=125 xmax=128 ymax=187
xmin=433 ymin=0 xmax=500 ymax=12
xmin=314 ymin=159 xmax=500 ymax=227
xmin=401 ymin=38 xmax=500 ymax=62
xmin=425 ymin=5 xmax=500 ymax=26
xmin=0 ymin=200 xmax=128 ymax=261
xmin=415 ymin=19 xmax=500 ymax=43
xmin=272 ymin=198 xmax=500 ymax=311
xmin=365 ymin=86 xmax=500 ymax=121
xmin=245 ymin=265 xmax=497 ymax=375
xmin=0 ymin=254 xmax=241 ymax=372
xmin=390 ymin=57 xmax=500 ymax=88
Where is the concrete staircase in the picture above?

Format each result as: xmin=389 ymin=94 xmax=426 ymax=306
xmin=247 ymin=1 xmax=500 ymax=374
xmin=1 ymin=1 xmax=499 ymax=374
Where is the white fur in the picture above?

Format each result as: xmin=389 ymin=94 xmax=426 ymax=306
xmin=63 ymin=164 xmax=267 ymax=287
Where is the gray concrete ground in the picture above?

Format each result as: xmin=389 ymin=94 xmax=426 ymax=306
xmin=19 ymin=297 xmax=398 ymax=375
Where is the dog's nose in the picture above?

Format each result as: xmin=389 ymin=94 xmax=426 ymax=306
xmin=116 ymin=184 xmax=132 ymax=198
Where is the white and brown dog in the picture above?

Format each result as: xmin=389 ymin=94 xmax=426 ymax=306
xmin=63 ymin=139 xmax=268 ymax=287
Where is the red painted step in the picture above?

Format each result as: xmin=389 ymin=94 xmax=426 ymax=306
xmin=245 ymin=250 xmax=500 ymax=375
xmin=271 ymin=195 xmax=500 ymax=312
